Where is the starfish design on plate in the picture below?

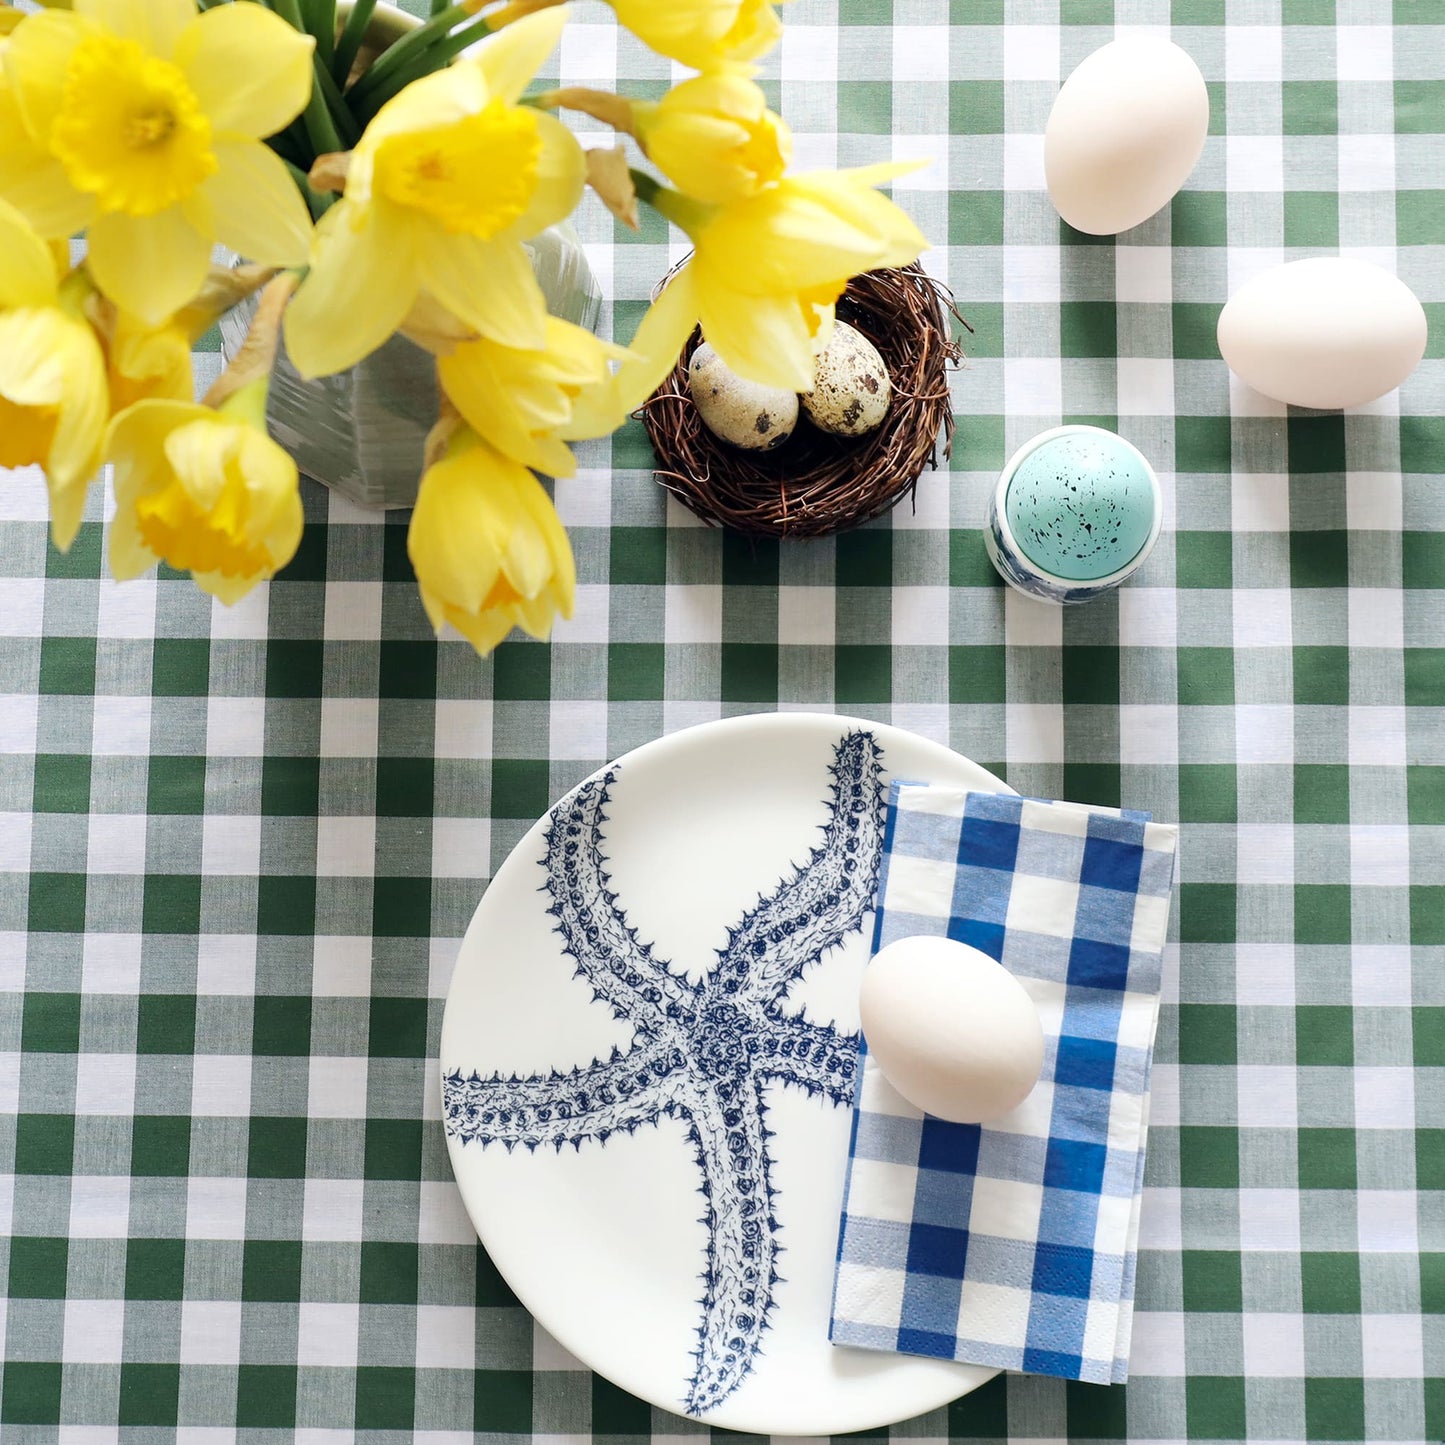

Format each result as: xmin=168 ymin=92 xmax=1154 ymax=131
xmin=443 ymin=731 xmax=885 ymax=1416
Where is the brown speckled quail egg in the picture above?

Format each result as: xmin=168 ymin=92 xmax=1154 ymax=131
xmin=801 ymin=321 xmax=891 ymax=437
xmin=688 ymin=342 xmax=798 ymax=451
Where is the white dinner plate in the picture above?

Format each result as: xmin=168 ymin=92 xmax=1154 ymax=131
xmin=440 ymin=713 xmax=1011 ymax=1435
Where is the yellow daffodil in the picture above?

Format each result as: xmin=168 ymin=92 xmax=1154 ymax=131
xmin=433 ymin=316 xmax=630 ymax=477
xmin=107 ymin=379 xmax=302 ymax=603
xmin=1 ymin=0 xmax=315 ymax=324
xmin=607 ymin=164 xmax=926 ymax=407
xmin=284 ymin=5 xmax=585 ymax=381
xmin=0 ymin=196 xmax=107 ymax=550
xmin=607 ymin=0 xmax=788 ymax=72
xmin=0 ymin=6 xmax=24 ymax=39
xmin=409 ymin=426 xmax=575 ymax=656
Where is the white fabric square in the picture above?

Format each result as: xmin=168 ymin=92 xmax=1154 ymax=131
xmin=1115 ymin=248 xmax=1173 ymax=305
xmin=0 ymin=464 xmax=49 ymax=520
xmin=311 ymin=935 xmax=371 ymax=998
xmin=1003 ymin=25 xmax=1057 ymax=80
xmin=892 ymin=27 xmax=949 ymax=82
xmin=1006 ymin=703 xmax=1064 ymax=764
xmin=956 ymin=1279 xmax=1032 ymax=1345
xmin=833 ymin=1260 xmax=906 ymax=1329
xmin=781 ymin=22 xmax=837 ymax=80
xmin=1235 ymin=1065 xmax=1298 ymax=1128
xmin=185 ymin=1177 xmax=248 ymax=1240
xmin=0 ymin=813 xmax=31 ymax=872
xmin=1128 ymin=1311 xmax=1185 ymax=1376
xmin=0 ymin=580 xmax=45 ymax=638
xmin=891 ymin=587 xmax=947 ymax=647
xmin=320 ymin=698 xmax=379 ymax=759
xmin=315 ymin=814 xmax=375 ymax=878
xmin=1006 ymin=874 xmax=1079 ymax=940
xmin=64 ymin=1299 xmax=126 ymax=1364
xmin=548 ymin=585 xmax=609 ymax=643
xmin=1232 ymin=590 xmax=1292 ymax=649
xmin=1235 ymin=706 xmax=1294 ymax=764
xmin=419 ymin=1179 xmax=480 ymax=1247
xmin=324 ymin=582 xmax=382 ymax=641
xmin=298 ymin=1303 xmax=361 ymax=1368
xmin=433 ymin=699 xmax=493 ymax=760
xmin=1348 ymin=588 xmax=1404 ymax=650
xmin=1350 ymin=826 xmax=1409 ymax=887
xmin=1357 ymin=1191 xmax=1418 ymax=1252
xmin=1236 ymin=826 xmax=1295 ymax=886
xmin=208 ymin=586 xmax=269 ymax=640
xmin=1338 ymin=134 xmax=1395 ymax=191
xmin=1233 ymin=944 xmax=1297 ymax=1006
xmin=74 ymin=1053 xmax=136 ymax=1116
xmin=1118 ymin=588 xmax=1176 ymax=648
xmin=195 ymin=935 xmax=257 ymax=997
xmin=1345 ymin=472 xmax=1404 ymax=532
xmin=778 ymin=586 xmax=835 ymax=647
xmin=1227 ymin=135 xmax=1284 ymax=191
xmin=192 ymin=1054 xmax=253 ymax=1117
xmin=1226 ymin=26 xmax=1281 ymax=81
xmin=89 ymin=694 xmax=150 ymax=756
xmin=1349 ymin=708 xmax=1406 ymax=767
xmin=179 ymin=1300 xmax=242 ymax=1366
xmin=882 ymin=853 xmax=959 ymax=919
xmin=83 ymin=933 xmax=144 ymax=994
xmin=69 ymin=1176 xmax=131 ymax=1239
xmin=432 ymin=817 xmax=489 ymax=880
xmin=1117 ymin=359 xmax=1176 ymax=416
xmin=0 ymin=694 xmax=39 ymax=755
xmin=532 ymin=1322 xmax=586 ymax=1372
xmin=1231 ymin=474 xmax=1292 ymax=533
xmin=1237 ymin=1189 xmax=1301 ymax=1251
xmin=205 ymin=696 xmax=266 ymax=757
xmin=87 ymin=813 xmax=148 ymax=875
xmin=1004 ymin=357 xmax=1061 ymax=416
xmin=1120 ymin=706 xmax=1179 ymax=765
xmin=1137 ymin=1187 xmax=1182 ymax=1252
xmin=202 ymin=814 xmax=262 ymax=877
xmin=547 ymin=700 xmax=609 ymax=762
xmin=1242 ymin=1312 xmax=1305 ymax=1377
xmin=969 ymin=1178 xmax=1043 ymax=1243
xmin=416 ymin=1306 xmax=477 ymax=1370
xmin=307 ymin=1055 xmax=369 ymax=1120
xmin=846 ymin=1158 xmax=918 ymax=1226
xmin=1351 ymin=947 xmax=1414 ymax=1007
xmin=1002 ymin=133 xmax=1047 ymax=193
xmin=663 ymin=585 xmax=722 ymax=646
xmin=1004 ymin=588 xmax=1064 ymax=647
xmin=303 ymin=1178 xmax=365 ymax=1242
xmin=1361 ymin=1313 xmax=1425 ymax=1379
xmin=1353 ymin=1067 xmax=1414 ymax=1129
xmin=1335 ymin=24 xmax=1393 ymax=79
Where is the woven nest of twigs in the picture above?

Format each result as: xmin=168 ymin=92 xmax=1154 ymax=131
xmin=640 ymin=263 xmax=968 ymax=539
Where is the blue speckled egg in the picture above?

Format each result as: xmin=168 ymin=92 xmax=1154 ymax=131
xmin=1004 ymin=430 xmax=1157 ymax=582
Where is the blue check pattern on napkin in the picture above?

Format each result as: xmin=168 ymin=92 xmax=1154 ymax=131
xmin=829 ymin=785 xmax=1178 ymax=1384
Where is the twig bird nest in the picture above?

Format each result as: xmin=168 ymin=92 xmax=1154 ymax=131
xmin=641 ymin=263 xmax=968 ymax=539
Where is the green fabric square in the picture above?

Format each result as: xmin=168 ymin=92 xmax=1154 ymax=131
xmin=1401 ymin=417 xmax=1444 ymax=477
xmin=258 ymin=875 xmax=317 ymax=936
xmin=1181 ymin=1250 xmax=1243 ymax=1312
xmin=370 ymin=997 xmax=430 ymax=1058
xmin=1285 ymin=0 xmax=1332 ymax=16
xmin=381 ymin=523 xmax=415 ymax=584
xmin=1178 ymin=764 xmax=1237 ymax=823
xmin=1295 ymin=1006 xmax=1354 ymax=1066
xmin=1295 ymin=764 xmax=1349 ymax=824
xmin=379 ymin=639 xmax=438 ymax=698
xmin=38 ymin=636 xmax=97 ymax=695
xmin=248 ymin=1117 xmax=308 ymax=1179
xmin=0 ymin=1362 xmax=63 ymax=1425
xmin=592 ymin=1376 xmax=649 ymax=1434
xmin=1295 ymin=884 xmax=1350 ymax=944
xmin=357 ymin=1367 xmax=417 ymax=1430
xmin=1186 ymin=1375 xmax=1245 ymax=1438
xmin=949 ymin=646 xmax=1005 ymax=704
xmin=1061 ymin=0 xmax=1114 ymax=18
xmin=130 ymin=1116 xmax=192 ymax=1177
xmin=1408 ymin=766 xmax=1443 ymax=825
xmin=949 ymin=83 xmax=1004 ymax=143
xmin=951 ymin=0 xmax=1004 ymax=18
xmin=21 ymin=992 xmax=80 ymax=1053
xmin=372 ymin=877 xmax=432 ymax=938
xmin=958 ymin=302 xmax=1004 ymax=357
xmin=1175 ymin=415 xmax=1232 ymax=472
xmin=1178 ymin=1004 xmax=1237 ymax=1066
xmin=1429 ymin=1375 xmax=1445 ymax=1445
xmin=1064 ymin=1380 xmax=1126 ymax=1439
xmin=1179 ymin=1126 xmax=1239 ymax=1188
xmin=45 ymin=522 xmax=102 ymax=578
xmin=364 ymin=1119 xmax=425 ymax=1180
xmin=136 ymin=994 xmax=197 ymax=1055
xmin=474 ymin=1369 xmax=533 ymax=1432
xmin=1289 ymin=414 xmax=1347 ymax=474
xmin=1404 ymin=647 xmax=1443 ymax=705
xmin=13 ymin=1114 xmax=74 ymax=1175
xmin=950 ymin=530 xmax=1001 ymax=588
xmin=32 ymin=753 xmax=90 ymax=813
xmin=1424 ymin=1253 xmax=1445 ymax=1314
xmin=835 ymin=645 xmax=891 ymax=703
xmin=1403 ymin=532 xmax=1444 ymax=586
xmin=1171 ymin=189 xmax=1227 ymax=247
xmin=1397 ymin=189 xmax=1445 ymax=242
xmin=152 ymin=639 xmax=212 ymax=697
xmin=8 ymin=1237 xmax=68 ymax=1298
xmin=274 ymin=522 xmax=327 ymax=583
xmin=148 ymin=754 xmax=207 ymax=814
xmin=1418 ymin=1129 xmax=1445 ymax=1190
xmin=610 ymin=414 xmax=653 ymax=469
xmin=836 ymin=531 xmax=893 ymax=587
xmin=837 ymin=79 xmax=892 ymax=132
xmin=1305 ymin=1378 xmax=1365 ymax=1441
xmin=1060 ymin=302 xmax=1117 ymax=358
xmin=252 ymin=996 xmax=312 ymax=1056
xmin=376 ymin=757 xmax=435 ymax=818
xmin=1396 ymin=79 xmax=1445 ymax=133
xmin=609 ymin=642 xmax=665 ymax=701
xmin=1294 ymin=646 xmax=1349 ymax=705
xmin=721 ymin=643 xmax=779 ymax=703
xmin=1177 ymin=648 xmax=1234 ymax=704
xmin=609 ymin=527 xmax=667 ymax=586
xmin=126 ymin=1238 xmax=186 ymax=1300
xmin=1180 ymin=883 xmax=1235 ymax=944
xmin=1282 ymin=79 xmax=1338 ymax=133
xmin=1284 ymin=191 xmax=1340 ymax=249
xmin=1300 ymin=1252 xmax=1362 ymax=1313
xmin=476 ymin=1247 xmax=521 ymax=1308
xmin=1291 ymin=530 xmax=1349 ymax=589
xmin=492 ymin=643 xmax=552 ymax=701
xmin=265 ymin=639 xmax=325 ymax=699
xmin=118 ymin=1363 xmax=180 ymax=1427
xmin=1171 ymin=303 xmax=1222 ymax=362
xmin=950 ymin=1372 xmax=1008 ymax=1437
xmin=1298 ymin=1128 xmax=1357 ymax=1189
xmin=721 ymin=533 xmax=779 ymax=587
xmin=242 ymin=1240 xmax=303 ymax=1302
xmin=143 ymin=874 xmax=202 ymax=934
xmin=1063 ymin=763 xmax=1120 ymax=809
xmin=262 ymin=756 xmax=321 ymax=815
xmin=237 ymin=1365 xmax=298 ymax=1428
xmin=1062 ymin=647 xmax=1119 ymax=705
xmin=28 ymin=870 xmax=87 ymax=933
xmin=491 ymin=759 xmax=550 ymax=818
xmin=361 ymin=1242 xmax=420 ymax=1304
xmin=1414 ymin=1007 xmax=1445 ymax=1065
xmin=1175 ymin=531 xmax=1231 ymax=588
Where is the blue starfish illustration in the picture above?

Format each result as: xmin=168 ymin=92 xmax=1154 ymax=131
xmin=444 ymin=730 xmax=885 ymax=1417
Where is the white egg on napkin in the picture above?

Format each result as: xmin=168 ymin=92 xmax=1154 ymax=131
xmin=1045 ymin=36 xmax=1210 ymax=236
xmin=1217 ymin=257 xmax=1429 ymax=410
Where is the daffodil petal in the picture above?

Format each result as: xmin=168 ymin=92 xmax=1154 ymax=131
xmin=174 ymin=3 xmax=314 ymax=139
xmin=189 ymin=567 xmax=261 ymax=605
xmin=0 ymin=196 xmax=59 ymax=307
xmin=204 ymin=137 xmax=311 ymax=267
xmin=106 ymin=398 xmax=200 ymax=503
xmin=603 ymin=266 xmax=700 ymax=419
xmin=107 ymin=493 xmax=157 ymax=581
xmin=3 ymin=9 xmax=87 ymax=140
xmin=75 ymin=0 xmax=195 ymax=56
xmin=696 ymin=280 xmax=817 ymax=391
xmin=501 ymin=111 xmax=586 ymax=241
xmin=284 ymin=201 xmax=417 ymax=379
xmin=86 ymin=205 xmax=211 ymax=326
xmin=359 ymin=59 xmax=486 ymax=154
xmin=472 ymin=4 xmax=569 ymax=107
xmin=416 ymin=229 xmax=546 ymax=351
xmin=409 ymin=449 xmax=503 ymax=617
xmin=47 ymin=321 xmax=108 ymax=499
xmin=0 ymin=79 xmax=94 ymax=237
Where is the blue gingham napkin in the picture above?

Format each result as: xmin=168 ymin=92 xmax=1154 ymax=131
xmin=829 ymin=785 xmax=1178 ymax=1383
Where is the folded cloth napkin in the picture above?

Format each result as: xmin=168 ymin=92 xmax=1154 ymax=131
xmin=830 ymin=785 xmax=1178 ymax=1384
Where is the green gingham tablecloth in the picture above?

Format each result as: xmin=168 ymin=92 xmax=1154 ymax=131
xmin=2 ymin=0 xmax=1442 ymax=1439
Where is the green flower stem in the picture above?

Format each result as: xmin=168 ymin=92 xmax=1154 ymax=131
xmin=345 ymin=3 xmax=477 ymax=108
xmin=351 ymin=14 xmax=492 ymax=125
xmin=311 ymin=51 xmax=360 ymax=148
xmin=283 ymin=158 xmax=332 ymax=220
xmin=331 ymin=0 xmax=377 ymax=86
xmin=630 ymin=169 xmax=711 ymax=235
xmin=300 ymin=0 xmax=336 ymax=69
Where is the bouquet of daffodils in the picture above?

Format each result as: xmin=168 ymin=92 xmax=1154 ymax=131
xmin=0 ymin=0 xmax=925 ymax=653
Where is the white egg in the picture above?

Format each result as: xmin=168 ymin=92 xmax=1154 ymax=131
xmin=688 ymin=342 xmax=798 ymax=450
xmin=859 ymin=936 xmax=1044 ymax=1125
xmin=1217 ymin=257 xmax=1428 ymax=410
xmin=800 ymin=321 xmax=891 ymax=437
xmin=1045 ymin=37 xmax=1209 ymax=236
